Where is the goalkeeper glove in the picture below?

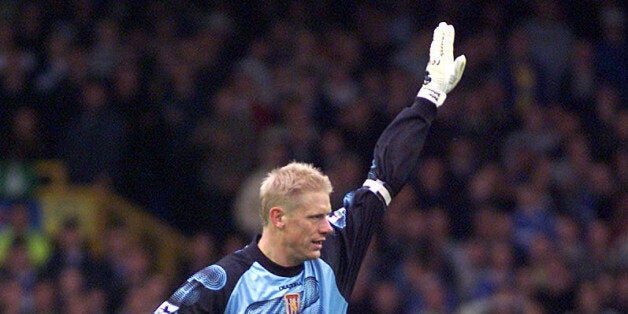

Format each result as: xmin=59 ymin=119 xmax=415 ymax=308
xmin=417 ymin=22 xmax=466 ymax=107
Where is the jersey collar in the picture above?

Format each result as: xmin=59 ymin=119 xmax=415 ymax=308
xmin=250 ymin=235 xmax=304 ymax=277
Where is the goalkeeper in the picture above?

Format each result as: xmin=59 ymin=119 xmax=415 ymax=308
xmin=156 ymin=22 xmax=466 ymax=314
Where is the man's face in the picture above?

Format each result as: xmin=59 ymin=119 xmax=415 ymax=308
xmin=282 ymin=191 xmax=333 ymax=264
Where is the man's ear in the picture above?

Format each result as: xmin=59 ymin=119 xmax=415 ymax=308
xmin=269 ymin=207 xmax=286 ymax=229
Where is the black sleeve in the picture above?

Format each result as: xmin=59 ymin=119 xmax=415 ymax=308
xmin=323 ymin=97 xmax=438 ymax=299
xmin=322 ymin=188 xmax=386 ymax=299
xmin=155 ymin=277 xmax=226 ymax=314
xmin=369 ymin=97 xmax=437 ymax=196
xmin=157 ymin=250 xmax=253 ymax=314
xmin=173 ymin=286 xmax=228 ymax=314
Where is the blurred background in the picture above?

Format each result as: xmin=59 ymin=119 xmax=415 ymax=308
xmin=0 ymin=0 xmax=625 ymax=313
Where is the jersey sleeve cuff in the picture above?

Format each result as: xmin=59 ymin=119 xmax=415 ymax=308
xmin=362 ymin=179 xmax=392 ymax=206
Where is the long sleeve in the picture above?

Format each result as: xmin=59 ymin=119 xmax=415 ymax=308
xmin=370 ymin=97 xmax=438 ymax=196
xmin=322 ymin=97 xmax=438 ymax=300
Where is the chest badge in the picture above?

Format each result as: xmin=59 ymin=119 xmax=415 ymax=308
xmin=283 ymin=293 xmax=300 ymax=314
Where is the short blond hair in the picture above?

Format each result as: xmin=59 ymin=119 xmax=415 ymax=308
xmin=259 ymin=162 xmax=333 ymax=225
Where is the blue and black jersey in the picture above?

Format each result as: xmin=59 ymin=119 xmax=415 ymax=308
xmin=155 ymin=98 xmax=437 ymax=313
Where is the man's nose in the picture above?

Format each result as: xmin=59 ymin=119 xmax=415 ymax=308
xmin=320 ymin=218 xmax=333 ymax=234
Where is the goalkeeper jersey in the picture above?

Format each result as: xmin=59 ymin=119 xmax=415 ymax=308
xmin=155 ymin=187 xmax=384 ymax=314
xmin=155 ymin=98 xmax=437 ymax=314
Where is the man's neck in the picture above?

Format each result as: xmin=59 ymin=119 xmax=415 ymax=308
xmin=258 ymin=231 xmax=296 ymax=267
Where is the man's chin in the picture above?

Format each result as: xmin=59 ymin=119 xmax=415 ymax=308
xmin=307 ymin=250 xmax=322 ymax=260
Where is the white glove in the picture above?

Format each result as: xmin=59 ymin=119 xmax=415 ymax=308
xmin=417 ymin=22 xmax=466 ymax=107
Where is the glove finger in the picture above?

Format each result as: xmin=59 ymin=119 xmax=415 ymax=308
xmin=443 ymin=24 xmax=455 ymax=63
xmin=448 ymin=55 xmax=467 ymax=90
xmin=430 ymin=23 xmax=447 ymax=64
xmin=454 ymin=55 xmax=466 ymax=76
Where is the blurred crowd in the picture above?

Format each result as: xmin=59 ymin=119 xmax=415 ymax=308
xmin=0 ymin=0 xmax=626 ymax=313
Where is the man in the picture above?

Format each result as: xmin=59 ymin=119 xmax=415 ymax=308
xmin=156 ymin=22 xmax=466 ymax=313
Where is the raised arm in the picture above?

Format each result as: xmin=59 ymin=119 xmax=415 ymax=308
xmin=324 ymin=22 xmax=466 ymax=300
xmin=364 ymin=22 xmax=466 ymax=203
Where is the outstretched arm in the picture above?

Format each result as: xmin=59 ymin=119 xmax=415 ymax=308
xmin=364 ymin=22 xmax=466 ymax=203
xmin=323 ymin=22 xmax=466 ymax=300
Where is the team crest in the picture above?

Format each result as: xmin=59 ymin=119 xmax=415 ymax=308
xmin=283 ymin=293 xmax=300 ymax=314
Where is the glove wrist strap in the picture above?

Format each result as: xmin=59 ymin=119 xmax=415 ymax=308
xmin=417 ymin=86 xmax=447 ymax=107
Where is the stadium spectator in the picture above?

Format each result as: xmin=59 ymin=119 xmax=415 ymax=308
xmin=0 ymin=202 xmax=50 ymax=269
xmin=57 ymin=77 xmax=125 ymax=185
